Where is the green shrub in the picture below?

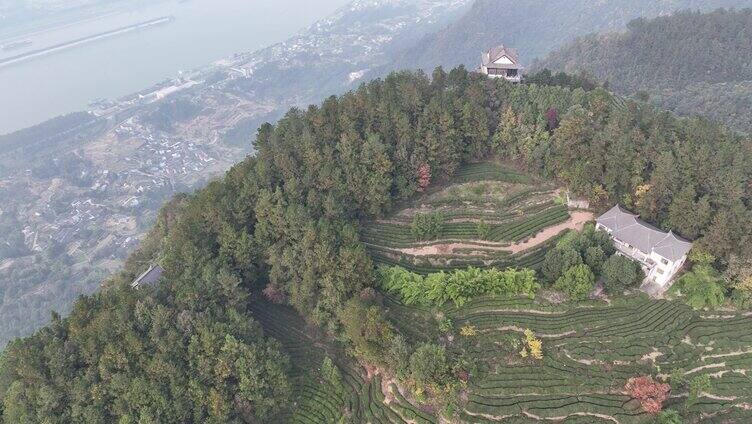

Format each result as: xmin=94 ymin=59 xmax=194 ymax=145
xmin=411 ymin=213 xmax=445 ymax=241
xmin=409 ymin=343 xmax=449 ymax=386
xmin=339 ymin=298 xmax=394 ymax=363
xmin=669 ymin=368 xmax=686 ymax=392
xmin=438 ymin=317 xmax=454 ymax=334
xmin=602 ymin=254 xmax=644 ymax=293
xmin=655 ymin=409 xmax=682 ymax=424
xmin=554 ymin=264 xmax=595 ymax=300
xmin=386 ymin=334 xmax=411 ymax=380
xmin=542 ymin=247 xmax=583 ymax=283
xmin=377 ymin=265 xmax=540 ymax=307
xmin=584 ymin=246 xmax=607 ymax=274
xmin=321 ymin=357 xmax=344 ymax=395
xmin=476 ymin=219 xmax=491 ymax=240
xmin=471 ymin=184 xmax=487 ymax=196
xmin=669 ymin=265 xmax=726 ymax=310
xmin=687 ymin=374 xmax=711 ymax=406
xmin=571 ymin=224 xmax=614 ymax=257
xmin=731 ymin=288 xmax=752 ymax=309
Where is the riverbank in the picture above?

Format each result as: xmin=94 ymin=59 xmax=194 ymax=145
xmin=0 ymin=0 xmax=349 ymax=135
xmin=0 ymin=16 xmax=174 ymax=69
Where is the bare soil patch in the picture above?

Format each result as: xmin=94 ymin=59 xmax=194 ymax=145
xmin=506 ymin=210 xmax=594 ymax=253
xmin=400 ymin=242 xmax=509 ymax=256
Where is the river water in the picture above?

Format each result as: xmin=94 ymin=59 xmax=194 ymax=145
xmin=0 ymin=0 xmax=350 ymax=135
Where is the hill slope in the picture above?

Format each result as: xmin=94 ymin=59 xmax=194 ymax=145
xmin=7 ymin=0 xmax=752 ymax=353
xmin=0 ymin=0 xmax=472 ymax=347
xmin=533 ymin=8 xmax=752 ymax=133
xmin=3 ymin=68 xmax=752 ymax=423
xmin=387 ymin=0 xmax=752 ymax=72
xmin=362 ymin=162 xmax=579 ymax=274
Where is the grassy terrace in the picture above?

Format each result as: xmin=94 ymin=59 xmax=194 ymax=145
xmin=446 ymin=296 xmax=752 ymax=422
xmin=362 ymin=163 xmax=572 ymax=274
xmin=252 ymin=292 xmax=752 ymax=423
xmin=363 ymin=204 xmax=569 ymax=247
xmin=249 ymin=298 xmax=439 ymax=424
xmin=366 ymin=234 xmax=564 ymax=275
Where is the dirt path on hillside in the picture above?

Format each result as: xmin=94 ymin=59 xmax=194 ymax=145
xmin=397 ymin=210 xmax=594 ymax=257
xmin=400 ymin=242 xmax=509 ymax=256
xmin=505 ymin=210 xmax=594 ymax=253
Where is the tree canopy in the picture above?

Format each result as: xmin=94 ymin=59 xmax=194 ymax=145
xmin=2 ymin=65 xmax=752 ymax=421
xmin=670 ymin=265 xmax=726 ymax=310
xmin=535 ymin=8 xmax=752 ymax=133
xmin=554 ymin=264 xmax=595 ymax=300
xmin=602 ymin=254 xmax=644 ymax=293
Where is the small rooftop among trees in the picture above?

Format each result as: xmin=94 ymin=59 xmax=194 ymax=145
xmin=480 ymin=44 xmax=523 ymax=82
xmin=130 ymin=264 xmax=164 ymax=288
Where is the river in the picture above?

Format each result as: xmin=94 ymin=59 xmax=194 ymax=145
xmin=0 ymin=0 xmax=350 ymax=135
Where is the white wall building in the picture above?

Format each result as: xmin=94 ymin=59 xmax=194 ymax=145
xmin=480 ymin=45 xmax=523 ymax=83
xmin=596 ymin=205 xmax=692 ymax=287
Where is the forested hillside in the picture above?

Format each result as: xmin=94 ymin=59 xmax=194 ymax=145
xmin=0 ymin=0 xmax=472 ymax=349
xmin=388 ymin=0 xmax=752 ymax=72
xmin=534 ymin=8 xmax=752 ymax=133
xmin=2 ymin=68 xmax=752 ymax=422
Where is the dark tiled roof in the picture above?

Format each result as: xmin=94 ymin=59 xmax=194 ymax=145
xmin=482 ymin=45 xmax=522 ymax=69
xmin=131 ymin=264 xmax=164 ymax=288
xmin=596 ymin=205 xmax=692 ymax=262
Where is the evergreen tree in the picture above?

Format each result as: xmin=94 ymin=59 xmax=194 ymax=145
xmin=554 ymin=264 xmax=596 ymax=300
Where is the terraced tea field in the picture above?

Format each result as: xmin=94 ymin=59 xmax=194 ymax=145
xmin=249 ymin=298 xmax=439 ymax=424
xmin=251 ymin=162 xmax=752 ymax=423
xmin=446 ymin=296 xmax=752 ymax=423
xmin=362 ymin=163 xmax=591 ymax=274
xmin=252 ymin=291 xmax=752 ymax=423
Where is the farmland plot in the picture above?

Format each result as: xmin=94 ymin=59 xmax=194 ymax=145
xmin=445 ymin=296 xmax=752 ymax=423
xmin=362 ymin=163 xmax=591 ymax=274
xmin=251 ymin=291 xmax=752 ymax=423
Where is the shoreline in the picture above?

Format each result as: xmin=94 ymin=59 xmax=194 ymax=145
xmin=0 ymin=16 xmax=174 ymax=69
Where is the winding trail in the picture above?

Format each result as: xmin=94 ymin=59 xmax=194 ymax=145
xmin=398 ymin=210 xmax=594 ymax=256
xmin=506 ymin=210 xmax=593 ymax=253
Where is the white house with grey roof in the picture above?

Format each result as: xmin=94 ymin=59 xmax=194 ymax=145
xmin=480 ymin=45 xmax=523 ymax=82
xmin=596 ymin=205 xmax=692 ymax=287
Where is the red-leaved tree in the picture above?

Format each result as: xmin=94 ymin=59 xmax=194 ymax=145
xmin=417 ymin=163 xmax=431 ymax=192
xmin=545 ymin=107 xmax=560 ymax=132
xmin=625 ymin=376 xmax=670 ymax=414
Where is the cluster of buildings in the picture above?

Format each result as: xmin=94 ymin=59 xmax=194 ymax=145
xmin=476 ymin=44 xmax=693 ymax=289
xmin=115 ymin=119 xmax=218 ymax=189
xmin=14 ymin=113 xmax=222 ymax=262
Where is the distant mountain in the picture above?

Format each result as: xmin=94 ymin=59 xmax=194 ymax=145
xmin=387 ymin=0 xmax=752 ymax=72
xmin=534 ymin=8 xmax=752 ymax=133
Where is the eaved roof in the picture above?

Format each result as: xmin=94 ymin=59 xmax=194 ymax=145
xmin=482 ymin=45 xmax=523 ymax=70
xmin=131 ymin=264 xmax=164 ymax=288
xmin=596 ymin=205 xmax=693 ymax=262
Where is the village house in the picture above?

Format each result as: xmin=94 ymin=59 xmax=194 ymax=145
xmin=596 ymin=205 xmax=692 ymax=287
xmin=480 ymin=45 xmax=523 ymax=82
xmin=131 ymin=264 xmax=164 ymax=288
